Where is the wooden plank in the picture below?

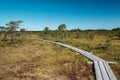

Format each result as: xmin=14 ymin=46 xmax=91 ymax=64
xmin=59 ymin=44 xmax=105 ymax=61
xmin=43 ymin=40 xmax=117 ymax=80
xmin=98 ymin=61 xmax=110 ymax=80
xmin=52 ymin=41 xmax=99 ymax=60
xmin=94 ymin=61 xmax=103 ymax=80
xmin=103 ymin=62 xmax=117 ymax=80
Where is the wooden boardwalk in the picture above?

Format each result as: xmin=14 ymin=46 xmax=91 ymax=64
xmin=43 ymin=40 xmax=117 ymax=80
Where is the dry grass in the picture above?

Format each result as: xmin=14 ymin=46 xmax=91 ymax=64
xmin=61 ymin=36 xmax=120 ymax=80
xmin=0 ymin=40 xmax=94 ymax=80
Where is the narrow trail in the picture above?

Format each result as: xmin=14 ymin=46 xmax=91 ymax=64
xmin=43 ymin=40 xmax=117 ymax=80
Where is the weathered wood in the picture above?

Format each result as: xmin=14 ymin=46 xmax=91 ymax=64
xmin=98 ymin=61 xmax=110 ymax=80
xmin=43 ymin=40 xmax=117 ymax=80
xmin=103 ymin=62 xmax=117 ymax=80
xmin=94 ymin=61 xmax=103 ymax=80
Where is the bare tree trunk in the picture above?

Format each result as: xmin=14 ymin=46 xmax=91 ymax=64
xmin=11 ymin=32 xmax=16 ymax=43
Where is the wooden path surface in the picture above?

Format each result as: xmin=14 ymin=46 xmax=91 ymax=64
xmin=43 ymin=40 xmax=117 ymax=80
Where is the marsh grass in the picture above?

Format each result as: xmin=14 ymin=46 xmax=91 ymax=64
xmin=60 ymin=36 xmax=120 ymax=79
xmin=0 ymin=39 xmax=94 ymax=80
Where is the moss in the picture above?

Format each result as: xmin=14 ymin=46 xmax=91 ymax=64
xmin=0 ymin=39 xmax=95 ymax=80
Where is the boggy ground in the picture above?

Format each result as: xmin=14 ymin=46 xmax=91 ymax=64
xmin=0 ymin=40 xmax=94 ymax=80
xmin=61 ymin=38 xmax=120 ymax=80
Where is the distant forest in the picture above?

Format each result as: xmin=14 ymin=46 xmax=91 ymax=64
xmin=0 ymin=21 xmax=120 ymax=42
xmin=39 ymin=25 xmax=120 ymax=40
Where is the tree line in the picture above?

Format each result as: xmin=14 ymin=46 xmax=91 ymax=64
xmin=0 ymin=20 xmax=26 ymax=43
xmin=0 ymin=21 xmax=120 ymax=42
xmin=40 ymin=24 xmax=120 ymax=41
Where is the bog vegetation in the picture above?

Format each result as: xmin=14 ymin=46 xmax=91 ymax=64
xmin=0 ymin=21 xmax=120 ymax=80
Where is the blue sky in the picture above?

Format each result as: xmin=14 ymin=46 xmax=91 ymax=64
xmin=0 ymin=0 xmax=120 ymax=30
